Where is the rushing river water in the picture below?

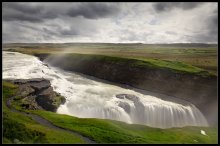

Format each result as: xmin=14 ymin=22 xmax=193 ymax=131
xmin=3 ymin=51 xmax=209 ymax=128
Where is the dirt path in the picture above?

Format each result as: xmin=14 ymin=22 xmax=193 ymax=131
xmin=6 ymin=96 xmax=96 ymax=144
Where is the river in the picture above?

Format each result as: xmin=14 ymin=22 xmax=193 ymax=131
xmin=3 ymin=51 xmax=208 ymax=128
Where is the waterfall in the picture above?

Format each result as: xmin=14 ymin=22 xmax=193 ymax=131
xmin=3 ymin=51 xmax=209 ymax=128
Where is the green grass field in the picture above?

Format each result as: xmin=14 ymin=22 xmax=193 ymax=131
xmin=30 ymin=110 xmax=218 ymax=144
xmin=3 ymin=81 xmax=218 ymax=144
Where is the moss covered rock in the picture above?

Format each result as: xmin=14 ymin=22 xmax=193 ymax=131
xmin=8 ymin=78 xmax=66 ymax=112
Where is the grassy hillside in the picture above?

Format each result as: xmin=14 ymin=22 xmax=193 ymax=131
xmin=30 ymin=110 xmax=218 ymax=144
xmin=3 ymin=81 xmax=218 ymax=144
xmin=45 ymin=53 xmax=215 ymax=77
xmin=2 ymin=81 xmax=85 ymax=144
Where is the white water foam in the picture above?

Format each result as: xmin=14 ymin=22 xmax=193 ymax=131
xmin=3 ymin=51 xmax=209 ymax=128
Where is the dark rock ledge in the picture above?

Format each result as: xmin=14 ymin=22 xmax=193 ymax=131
xmin=5 ymin=78 xmax=66 ymax=112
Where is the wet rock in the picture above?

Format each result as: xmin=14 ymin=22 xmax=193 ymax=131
xmin=28 ymin=80 xmax=51 ymax=91
xmin=9 ymin=78 xmax=66 ymax=112
xmin=36 ymin=87 xmax=65 ymax=112
xmin=116 ymin=94 xmax=139 ymax=102
xmin=18 ymin=85 xmax=35 ymax=97
xmin=125 ymin=94 xmax=139 ymax=102
xmin=115 ymin=94 xmax=125 ymax=99
xmin=118 ymin=101 xmax=130 ymax=113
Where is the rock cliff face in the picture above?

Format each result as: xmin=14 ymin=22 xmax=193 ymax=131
xmin=7 ymin=78 xmax=66 ymax=112
xmin=36 ymin=54 xmax=217 ymax=126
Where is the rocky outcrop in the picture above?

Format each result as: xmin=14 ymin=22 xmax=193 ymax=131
xmin=8 ymin=78 xmax=66 ymax=112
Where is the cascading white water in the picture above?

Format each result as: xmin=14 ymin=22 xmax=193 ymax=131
xmin=3 ymin=51 xmax=209 ymax=128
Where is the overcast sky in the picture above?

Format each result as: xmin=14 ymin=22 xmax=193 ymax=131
xmin=2 ymin=2 xmax=218 ymax=44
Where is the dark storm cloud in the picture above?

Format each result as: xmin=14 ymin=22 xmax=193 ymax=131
xmin=3 ymin=11 xmax=43 ymax=22
xmin=3 ymin=3 xmax=42 ymax=14
xmin=153 ymin=2 xmax=203 ymax=12
xmin=192 ymin=9 xmax=218 ymax=43
xmin=2 ymin=3 xmax=56 ymax=22
xmin=66 ymin=3 xmax=120 ymax=19
xmin=208 ymin=9 xmax=218 ymax=34
xmin=3 ymin=2 xmax=120 ymax=23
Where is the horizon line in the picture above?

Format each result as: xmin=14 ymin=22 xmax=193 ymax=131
xmin=2 ymin=42 xmax=218 ymax=45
